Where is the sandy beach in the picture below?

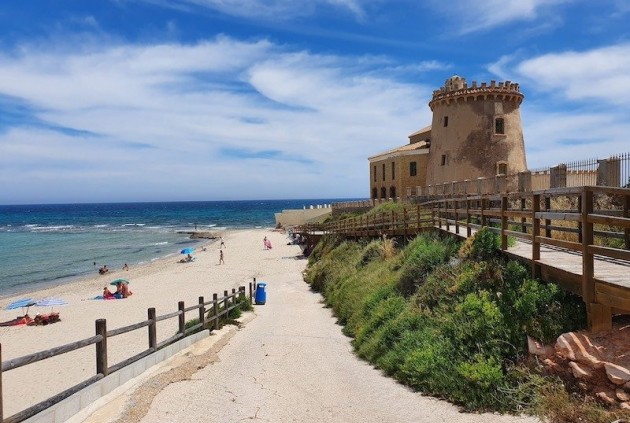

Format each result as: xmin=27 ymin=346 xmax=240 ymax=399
xmin=0 ymin=228 xmax=291 ymax=418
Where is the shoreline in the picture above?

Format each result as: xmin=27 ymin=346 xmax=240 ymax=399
xmin=0 ymin=230 xmax=228 ymax=300
xmin=0 ymin=227 xmax=295 ymax=418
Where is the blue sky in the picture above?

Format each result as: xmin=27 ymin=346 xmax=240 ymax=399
xmin=1 ymin=0 xmax=629 ymax=204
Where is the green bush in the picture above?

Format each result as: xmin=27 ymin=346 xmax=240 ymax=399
xmin=397 ymin=234 xmax=459 ymax=296
xmin=459 ymin=227 xmax=500 ymax=261
xmin=305 ymin=230 xmax=589 ymax=417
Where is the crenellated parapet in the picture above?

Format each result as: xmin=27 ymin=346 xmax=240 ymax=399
xmin=429 ymin=76 xmax=524 ymax=110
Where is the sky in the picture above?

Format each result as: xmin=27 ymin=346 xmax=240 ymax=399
xmin=0 ymin=0 xmax=629 ymax=204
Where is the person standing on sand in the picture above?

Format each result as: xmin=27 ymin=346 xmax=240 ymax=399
xmin=220 ymin=237 xmax=226 ymax=248
xmin=219 ymin=249 xmax=225 ymax=265
xmin=263 ymin=236 xmax=268 ymax=250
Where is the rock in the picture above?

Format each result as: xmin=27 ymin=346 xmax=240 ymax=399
xmin=616 ymin=388 xmax=630 ymax=402
xmin=595 ymin=390 xmax=617 ymax=405
xmin=555 ymin=332 xmax=603 ymax=368
xmin=527 ymin=335 xmax=554 ymax=357
xmin=605 ymin=363 xmax=630 ymax=385
xmin=569 ymin=361 xmax=592 ymax=379
xmin=619 ymin=402 xmax=630 ymax=411
xmin=625 ymin=381 xmax=630 ymax=390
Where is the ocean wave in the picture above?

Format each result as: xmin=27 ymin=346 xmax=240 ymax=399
xmin=122 ymin=223 xmax=146 ymax=227
xmin=93 ymin=224 xmax=109 ymax=228
xmin=31 ymin=225 xmax=76 ymax=232
xmin=153 ymin=241 xmax=169 ymax=245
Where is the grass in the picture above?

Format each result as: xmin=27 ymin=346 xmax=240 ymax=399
xmin=304 ymin=228 xmax=630 ymax=421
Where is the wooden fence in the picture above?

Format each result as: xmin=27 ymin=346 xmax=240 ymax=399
xmin=297 ymin=186 xmax=630 ymax=333
xmin=0 ymin=282 xmax=258 ymax=423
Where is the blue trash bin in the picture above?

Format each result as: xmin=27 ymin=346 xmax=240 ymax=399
xmin=255 ymin=282 xmax=267 ymax=305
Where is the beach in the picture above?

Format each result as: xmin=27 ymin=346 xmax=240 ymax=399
xmin=0 ymin=228 xmax=295 ymax=418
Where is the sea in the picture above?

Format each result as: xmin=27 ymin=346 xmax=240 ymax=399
xmin=0 ymin=199 xmax=346 ymax=297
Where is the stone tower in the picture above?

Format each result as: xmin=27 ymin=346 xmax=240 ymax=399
xmin=424 ymin=75 xmax=527 ymax=185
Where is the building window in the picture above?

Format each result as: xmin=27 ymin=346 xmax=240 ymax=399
xmin=372 ymin=188 xmax=377 ymax=199
xmin=373 ymin=165 xmax=376 ymax=182
xmin=390 ymin=186 xmax=396 ymax=198
xmin=382 ymin=164 xmax=385 ymax=181
xmin=495 ymin=117 xmax=505 ymax=134
xmin=497 ymin=162 xmax=508 ymax=175
xmin=444 ymin=116 xmax=449 ymax=127
xmin=441 ymin=154 xmax=447 ymax=166
xmin=380 ymin=187 xmax=386 ymax=199
xmin=391 ymin=162 xmax=395 ymax=180
xmin=410 ymin=161 xmax=417 ymax=177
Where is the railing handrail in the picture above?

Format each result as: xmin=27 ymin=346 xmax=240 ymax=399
xmin=0 ymin=284 xmax=252 ymax=423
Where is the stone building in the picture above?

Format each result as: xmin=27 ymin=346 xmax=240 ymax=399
xmin=369 ymin=75 xmax=527 ymax=200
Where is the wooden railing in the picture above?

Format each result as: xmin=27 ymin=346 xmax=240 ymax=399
xmin=0 ymin=283 xmax=258 ymax=423
xmin=298 ymin=186 xmax=630 ymax=332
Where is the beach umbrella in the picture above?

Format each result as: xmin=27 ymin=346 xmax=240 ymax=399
xmin=4 ymin=298 xmax=36 ymax=311
xmin=110 ymin=278 xmax=130 ymax=286
xmin=180 ymin=247 xmax=195 ymax=255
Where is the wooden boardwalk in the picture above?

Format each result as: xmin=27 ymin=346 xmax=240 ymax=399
xmin=297 ymin=186 xmax=630 ymax=332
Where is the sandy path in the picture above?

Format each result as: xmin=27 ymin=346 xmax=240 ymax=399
xmin=76 ymin=235 xmax=540 ymax=423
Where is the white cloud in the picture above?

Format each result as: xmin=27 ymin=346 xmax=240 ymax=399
xmin=140 ymin=0 xmax=368 ymax=21
xmin=0 ymin=36 xmax=432 ymax=203
xmin=430 ymin=0 xmax=573 ymax=33
xmin=490 ymin=43 xmax=630 ymax=105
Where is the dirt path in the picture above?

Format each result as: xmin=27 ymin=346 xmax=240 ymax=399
xmin=76 ymin=237 xmax=540 ymax=423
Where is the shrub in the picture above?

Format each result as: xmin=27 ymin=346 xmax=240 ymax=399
xmin=397 ymin=234 xmax=458 ymax=296
xmin=459 ymin=227 xmax=500 ymax=261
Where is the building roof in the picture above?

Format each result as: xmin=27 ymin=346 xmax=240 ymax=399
xmin=368 ymin=140 xmax=429 ymax=161
xmin=408 ymin=124 xmax=431 ymax=138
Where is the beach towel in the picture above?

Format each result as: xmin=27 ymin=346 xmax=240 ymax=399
xmin=0 ymin=315 xmax=33 ymax=326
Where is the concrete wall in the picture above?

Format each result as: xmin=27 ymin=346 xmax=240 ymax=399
xmin=274 ymin=208 xmax=332 ymax=227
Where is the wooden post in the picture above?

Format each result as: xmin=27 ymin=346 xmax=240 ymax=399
xmin=501 ymin=196 xmax=508 ymax=250
xmin=520 ymin=197 xmax=526 ymax=234
xmin=481 ymin=198 xmax=487 ymax=227
xmin=232 ymin=288 xmax=237 ymax=309
xmin=437 ymin=201 xmax=442 ymax=229
xmin=213 ymin=293 xmax=219 ymax=330
xmin=148 ymin=308 xmax=157 ymax=350
xmin=466 ymin=198 xmax=471 ymax=237
xmin=445 ymin=199 xmax=450 ymax=232
xmin=454 ymin=199 xmax=459 ymax=235
xmin=224 ymin=290 xmax=229 ymax=320
xmin=249 ymin=281 xmax=253 ymax=303
xmin=198 ymin=297 xmax=205 ymax=329
xmin=625 ymin=194 xmax=630 ymax=250
xmin=403 ymin=208 xmax=408 ymax=238
xmin=95 ymin=319 xmax=108 ymax=377
xmin=532 ymin=194 xmax=541 ymax=278
xmin=178 ymin=301 xmax=185 ymax=335
xmin=581 ymin=188 xmax=594 ymax=306
xmin=544 ymin=196 xmax=552 ymax=238
xmin=577 ymin=195 xmax=583 ymax=243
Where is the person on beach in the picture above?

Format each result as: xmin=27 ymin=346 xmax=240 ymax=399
xmin=103 ymin=287 xmax=115 ymax=299
xmin=99 ymin=265 xmax=109 ymax=275
xmin=123 ymin=263 xmax=129 ymax=271
xmin=220 ymin=237 xmax=225 ymax=248
xmin=219 ymin=249 xmax=224 ymax=264
xmin=121 ymin=283 xmax=132 ymax=298
xmin=263 ymin=236 xmax=268 ymax=250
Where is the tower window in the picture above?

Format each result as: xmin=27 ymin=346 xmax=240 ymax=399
xmin=444 ymin=116 xmax=449 ymax=127
xmin=380 ymin=187 xmax=386 ymax=199
xmin=391 ymin=162 xmax=395 ymax=180
xmin=497 ymin=162 xmax=508 ymax=175
xmin=373 ymin=165 xmax=376 ymax=182
xmin=409 ymin=161 xmax=417 ymax=177
xmin=382 ymin=163 xmax=385 ymax=181
xmin=441 ymin=154 xmax=447 ymax=166
xmin=495 ymin=118 xmax=505 ymax=134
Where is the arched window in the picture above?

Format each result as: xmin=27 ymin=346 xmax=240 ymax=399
xmin=496 ymin=162 xmax=508 ymax=175
xmin=390 ymin=186 xmax=396 ymax=199
xmin=372 ymin=188 xmax=377 ymax=199
xmin=380 ymin=187 xmax=387 ymax=199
